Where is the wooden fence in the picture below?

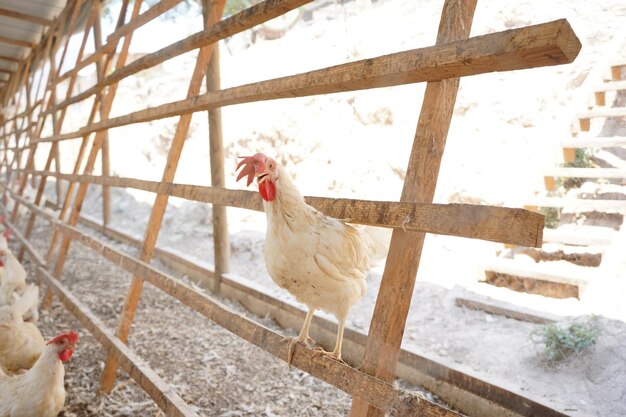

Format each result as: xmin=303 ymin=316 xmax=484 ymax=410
xmin=0 ymin=0 xmax=581 ymax=416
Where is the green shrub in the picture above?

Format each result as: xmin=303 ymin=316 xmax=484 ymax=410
xmin=531 ymin=316 xmax=600 ymax=363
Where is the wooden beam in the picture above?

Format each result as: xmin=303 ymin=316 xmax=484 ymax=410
xmin=18 ymin=169 xmax=544 ymax=247
xmin=0 ymin=55 xmax=20 ymax=64
xmin=39 ymin=19 xmax=582 ymax=144
xmin=350 ymin=1 xmax=477 ymax=416
xmin=6 ymin=192 xmax=459 ymax=417
xmin=203 ymin=0 xmax=230 ymax=294
xmin=0 ymin=35 xmax=34 ymax=49
xmin=99 ymin=0 xmax=227 ymax=393
xmin=0 ymin=7 xmax=53 ymax=26
xmin=0 ymin=68 xmax=15 ymax=74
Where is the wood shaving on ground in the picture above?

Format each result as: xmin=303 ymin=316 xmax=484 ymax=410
xmin=20 ymin=218 xmax=446 ymax=416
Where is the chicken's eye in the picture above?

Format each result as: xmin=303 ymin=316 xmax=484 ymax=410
xmin=268 ymin=161 xmax=275 ymax=170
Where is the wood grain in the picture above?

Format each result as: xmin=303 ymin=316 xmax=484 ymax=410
xmin=350 ymin=1 xmax=477 ymax=415
xmin=39 ymin=19 xmax=581 ymax=144
xmin=19 ymin=169 xmax=544 ymax=247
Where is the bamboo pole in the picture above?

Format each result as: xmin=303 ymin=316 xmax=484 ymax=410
xmin=350 ymin=1 xmax=477 ymax=416
xmin=203 ymin=0 xmax=230 ymax=293
xmin=99 ymin=0 xmax=228 ymax=393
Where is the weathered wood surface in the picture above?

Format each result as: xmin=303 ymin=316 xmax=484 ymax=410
xmin=38 ymin=18 xmax=581 ymax=144
xmin=99 ymin=0 xmax=228 ymax=392
xmin=46 ymin=0 xmax=315 ymax=115
xmin=0 ymin=35 xmax=34 ymax=49
xmin=350 ymin=2 xmax=477 ymax=415
xmin=57 ymin=0 xmax=184 ymax=85
xmin=0 ymin=7 xmax=53 ymax=26
xmin=204 ymin=0 xmax=230 ymax=294
xmin=454 ymin=285 xmax=561 ymax=324
xmin=18 ymin=169 xmax=544 ymax=247
xmin=7 ymin=190 xmax=460 ymax=417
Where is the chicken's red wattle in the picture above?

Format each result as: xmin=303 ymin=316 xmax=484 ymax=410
xmin=259 ymin=180 xmax=276 ymax=202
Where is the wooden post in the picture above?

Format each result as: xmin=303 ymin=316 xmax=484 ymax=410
xmin=349 ymin=1 xmax=477 ymax=416
xmin=99 ymin=0 xmax=227 ymax=393
xmin=102 ymin=134 xmax=111 ymax=226
xmin=203 ymin=0 xmax=230 ymax=293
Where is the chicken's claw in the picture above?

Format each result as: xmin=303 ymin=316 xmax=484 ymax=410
xmin=283 ymin=336 xmax=317 ymax=369
xmin=310 ymin=347 xmax=348 ymax=366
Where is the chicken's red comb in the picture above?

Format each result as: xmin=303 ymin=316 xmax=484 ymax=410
xmin=236 ymin=153 xmax=265 ymax=187
xmin=47 ymin=331 xmax=79 ymax=345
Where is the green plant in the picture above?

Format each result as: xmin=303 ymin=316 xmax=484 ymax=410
xmin=540 ymin=207 xmax=560 ymax=229
xmin=559 ymin=148 xmax=596 ymax=189
xmin=531 ymin=316 xmax=601 ymax=363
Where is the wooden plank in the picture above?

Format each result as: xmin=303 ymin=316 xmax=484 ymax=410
xmin=0 ymin=7 xmax=53 ymax=26
xmin=6 ymin=190 xmax=459 ymax=416
xmin=350 ymin=2 xmax=477 ymax=416
xmin=18 ymin=169 xmax=545 ymax=247
xmin=544 ymin=167 xmax=626 ymax=179
xmin=0 ymin=68 xmax=15 ymax=74
xmin=40 ymin=19 xmax=582 ymax=143
xmin=0 ymin=55 xmax=20 ymax=64
xmin=560 ymin=136 xmax=626 ymax=148
xmin=47 ymin=0 xmax=315 ymax=114
xmin=203 ymin=0 xmax=230 ymax=293
xmin=0 ymin=35 xmax=34 ymax=49
xmin=543 ymin=227 xmax=616 ymax=246
xmin=525 ymin=196 xmax=626 ymax=213
xmin=455 ymin=288 xmax=559 ymax=324
xmin=577 ymin=107 xmax=626 ymax=119
xmin=99 ymin=0 xmax=228 ymax=393
xmin=594 ymin=80 xmax=626 ymax=92
xmin=36 ymin=268 xmax=199 ymax=417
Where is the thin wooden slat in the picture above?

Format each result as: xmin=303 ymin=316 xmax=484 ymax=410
xmin=39 ymin=19 xmax=582 ymax=144
xmin=6 ymin=191 xmax=459 ymax=417
xmin=18 ymin=168 xmax=544 ymax=247
xmin=578 ymin=107 xmax=626 ymax=119
xmin=57 ymin=0 xmax=184 ymax=85
xmin=0 ymin=7 xmax=53 ymax=26
xmin=47 ymin=0 xmax=314 ymax=114
xmin=0 ymin=55 xmax=20 ymax=63
xmin=350 ymin=1 xmax=477 ymax=416
xmin=99 ymin=0 xmax=228 ymax=393
xmin=544 ymin=167 xmax=626 ymax=179
xmin=0 ymin=35 xmax=34 ymax=49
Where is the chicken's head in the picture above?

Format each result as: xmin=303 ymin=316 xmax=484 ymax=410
xmin=236 ymin=153 xmax=279 ymax=202
xmin=47 ymin=331 xmax=78 ymax=362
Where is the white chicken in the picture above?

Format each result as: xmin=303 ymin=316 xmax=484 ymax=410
xmin=0 ymin=248 xmax=27 ymax=307
xmin=0 ymin=331 xmax=78 ymax=417
xmin=236 ymin=153 xmax=386 ymax=364
xmin=0 ymin=284 xmax=44 ymax=374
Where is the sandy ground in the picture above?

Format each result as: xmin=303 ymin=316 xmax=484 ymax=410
xmin=16 ymin=0 xmax=626 ymax=416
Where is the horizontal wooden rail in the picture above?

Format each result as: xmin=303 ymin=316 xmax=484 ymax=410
xmin=40 ymin=18 xmax=580 ymax=140
xmin=56 ymin=0 xmax=185 ymax=85
xmin=5 ymin=189 xmax=460 ymax=417
xmin=74 ymin=210 xmax=571 ymax=417
xmin=17 ymin=169 xmax=544 ymax=246
xmin=0 ymin=211 xmax=198 ymax=417
xmin=47 ymin=0 xmax=314 ymax=115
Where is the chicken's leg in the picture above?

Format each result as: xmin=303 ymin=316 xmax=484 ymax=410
xmin=286 ymin=308 xmax=316 ymax=367
xmin=311 ymin=316 xmax=347 ymax=364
